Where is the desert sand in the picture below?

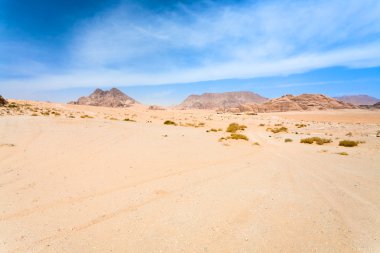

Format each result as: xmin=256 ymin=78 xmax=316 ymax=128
xmin=1 ymin=100 xmax=380 ymax=252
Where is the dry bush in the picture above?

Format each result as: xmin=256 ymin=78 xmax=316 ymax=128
xmin=284 ymin=138 xmax=293 ymax=143
xmin=339 ymin=140 xmax=359 ymax=147
xmin=267 ymin=127 xmax=288 ymax=133
xmin=229 ymin=133 xmax=249 ymax=141
xmin=80 ymin=115 xmax=93 ymax=119
xmin=226 ymin=123 xmax=247 ymax=133
xmin=338 ymin=152 xmax=349 ymax=156
xmin=164 ymin=120 xmax=177 ymax=126
xmin=295 ymin=124 xmax=307 ymax=128
xmin=300 ymin=137 xmax=332 ymax=145
xmin=124 ymin=118 xmax=136 ymax=122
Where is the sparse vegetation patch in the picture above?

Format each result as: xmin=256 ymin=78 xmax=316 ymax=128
xmin=339 ymin=140 xmax=359 ymax=147
xmin=284 ymin=138 xmax=293 ymax=143
xmin=229 ymin=133 xmax=249 ymax=141
xmin=164 ymin=120 xmax=177 ymax=126
xmin=300 ymin=137 xmax=332 ymax=145
xmin=267 ymin=127 xmax=288 ymax=133
xmin=80 ymin=115 xmax=93 ymax=119
xmin=226 ymin=123 xmax=247 ymax=133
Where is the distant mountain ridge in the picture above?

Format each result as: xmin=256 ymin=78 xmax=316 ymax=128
xmin=178 ymin=93 xmax=356 ymax=113
xmin=69 ymin=88 xmax=138 ymax=108
xmin=178 ymin=91 xmax=268 ymax=109
xmin=334 ymin=95 xmax=380 ymax=105
xmin=244 ymin=94 xmax=357 ymax=113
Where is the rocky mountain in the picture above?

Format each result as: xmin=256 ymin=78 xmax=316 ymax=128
xmin=334 ymin=95 xmax=380 ymax=105
xmin=227 ymin=94 xmax=356 ymax=113
xmin=69 ymin=88 xmax=138 ymax=108
xmin=0 ymin=95 xmax=7 ymax=106
xmin=178 ymin=91 xmax=268 ymax=109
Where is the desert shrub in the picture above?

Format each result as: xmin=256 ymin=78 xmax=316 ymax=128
xmin=376 ymin=130 xmax=380 ymax=137
xmin=300 ymin=137 xmax=332 ymax=145
xmin=124 ymin=118 xmax=136 ymax=122
xmin=80 ymin=115 xmax=93 ymax=119
xmin=207 ymin=128 xmax=218 ymax=132
xmin=164 ymin=120 xmax=177 ymax=126
xmin=346 ymin=132 xmax=353 ymax=137
xmin=109 ymin=117 xmax=118 ymax=120
xmin=259 ymin=123 xmax=265 ymax=127
xmin=284 ymin=138 xmax=293 ymax=143
xmin=267 ymin=127 xmax=288 ymax=134
xmin=339 ymin=140 xmax=359 ymax=147
xmin=253 ymin=142 xmax=260 ymax=146
xmin=226 ymin=123 xmax=247 ymax=133
xmin=229 ymin=133 xmax=249 ymax=141
xmin=338 ymin=152 xmax=349 ymax=156
xmin=295 ymin=124 xmax=307 ymax=128
xmin=31 ymin=113 xmax=38 ymax=116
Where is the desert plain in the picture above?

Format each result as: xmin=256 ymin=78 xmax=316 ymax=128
xmin=1 ymin=100 xmax=380 ymax=253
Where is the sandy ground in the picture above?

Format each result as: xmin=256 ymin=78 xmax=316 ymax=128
xmin=1 ymin=101 xmax=380 ymax=253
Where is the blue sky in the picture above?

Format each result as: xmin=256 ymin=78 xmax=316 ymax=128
xmin=1 ymin=0 xmax=380 ymax=105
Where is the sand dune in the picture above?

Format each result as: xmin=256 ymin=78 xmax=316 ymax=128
xmin=1 ymin=101 xmax=380 ymax=252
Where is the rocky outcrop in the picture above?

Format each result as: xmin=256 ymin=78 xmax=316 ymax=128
xmin=148 ymin=105 xmax=166 ymax=110
xmin=334 ymin=95 xmax=380 ymax=106
xmin=178 ymin=91 xmax=268 ymax=110
xmin=0 ymin=95 xmax=7 ymax=106
xmin=358 ymin=102 xmax=380 ymax=110
xmin=69 ymin=88 xmax=138 ymax=108
xmin=229 ymin=94 xmax=357 ymax=113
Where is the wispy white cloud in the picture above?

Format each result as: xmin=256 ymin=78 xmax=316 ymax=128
xmin=2 ymin=0 xmax=380 ymax=90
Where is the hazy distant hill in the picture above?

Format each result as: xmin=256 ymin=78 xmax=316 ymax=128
xmin=252 ymin=94 xmax=357 ymax=112
xmin=179 ymin=93 xmax=356 ymax=113
xmin=178 ymin=91 xmax=268 ymax=109
xmin=69 ymin=88 xmax=138 ymax=108
xmin=334 ymin=95 xmax=380 ymax=106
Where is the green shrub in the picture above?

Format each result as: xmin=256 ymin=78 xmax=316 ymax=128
xmin=164 ymin=120 xmax=177 ymax=126
xmin=339 ymin=140 xmax=359 ymax=147
xmin=300 ymin=137 xmax=332 ymax=145
xmin=226 ymin=123 xmax=247 ymax=133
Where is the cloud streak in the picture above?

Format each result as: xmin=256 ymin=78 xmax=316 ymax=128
xmin=2 ymin=0 xmax=380 ymax=90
